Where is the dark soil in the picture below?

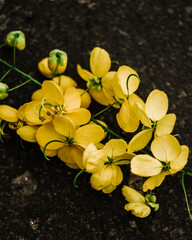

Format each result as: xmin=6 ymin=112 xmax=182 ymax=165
xmin=0 ymin=0 xmax=192 ymax=239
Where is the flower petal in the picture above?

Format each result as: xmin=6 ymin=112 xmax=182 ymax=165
xmin=124 ymin=202 xmax=151 ymax=218
xmin=169 ymin=145 xmax=189 ymax=174
xmin=142 ymin=172 xmax=167 ymax=192
xmin=53 ymin=116 xmax=76 ymax=138
xmin=53 ymin=75 xmax=77 ymax=93
xmin=38 ymin=57 xmax=52 ymax=78
xmin=64 ymin=87 xmax=81 ymax=110
xmin=151 ymin=134 xmax=181 ymax=162
xmin=89 ymin=88 xmax=109 ymax=106
xmin=0 ymin=105 xmax=18 ymax=122
xmin=76 ymin=88 xmax=91 ymax=108
xmin=145 ymin=89 xmax=168 ymax=121
xmin=102 ymin=185 xmax=116 ymax=194
xmin=134 ymin=102 xmax=151 ymax=127
xmin=65 ymin=108 xmax=91 ymax=126
xmin=77 ymin=64 xmax=95 ymax=82
xmin=128 ymin=129 xmax=154 ymax=153
xmin=156 ymin=113 xmax=176 ymax=136
xmin=90 ymin=47 xmax=111 ymax=78
xmin=103 ymin=139 xmax=127 ymax=158
xmin=16 ymin=125 xmax=38 ymax=142
xmin=122 ymin=186 xmax=145 ymax=203
xmin=31 ymin=89 xmax=44 ymax=100
xmin=131 ymin=155 xmax=162 ymax=177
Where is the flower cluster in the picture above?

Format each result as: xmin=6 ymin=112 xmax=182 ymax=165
xmin=0 ymin=31 xmax=191 ymax=219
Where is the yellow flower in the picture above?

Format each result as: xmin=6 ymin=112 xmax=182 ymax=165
xmin=122 ymin=186 xmax=151 ymax=218
xmin=83 ymin=139 xmax=133 ymax=193
xmin=112 ymin=65 xmax=142 ymax=133
xmin=0 ymin=104 xmax=38 ymax=142
xmin=25 ymin=80 xmax=91 ymax=126
xmin=131 ymin=134 xmax=189 ymax=191
xmin=36 ymin=117 xmax=105 ymax=169
xmin=77 ymin=47 xmax=115 ymax=106
xmin=128 ymin=89 xmax=176 ymax=152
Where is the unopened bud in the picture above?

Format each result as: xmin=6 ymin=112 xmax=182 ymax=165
xmin=6 ymin=31 xmax=25 ymax=50
xmin=0 ymin=83 xmax=9 ymax=100
xmin=48 ymin=49 xmax=68 ymax=74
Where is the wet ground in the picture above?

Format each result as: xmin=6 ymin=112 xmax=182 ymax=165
xmin=0 ymin=0 xmax=192 ymax=239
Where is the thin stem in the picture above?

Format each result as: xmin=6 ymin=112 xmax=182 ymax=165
xmin=43 ymin=140 xmax=65 ymax=161
xmin=80 ymin=86 xmax=91 ymax=96
xmin=0 ymin=68 xmax=12 ymax=82
xmin=92 ymin=102 xmax=117 ymax=118
xmin=181 ymin=173 xmax=192 ymax=220
xmin=111 ymin=61 xmax=119 ymax=64
xmin=112 ymin=158 xmax=131 ymax=164
xmin=39 ymin=102 xmax=55 ymax=121
xmin=180 ymin=169 xmax=192 ymax=177
xmin=91 ymin=117 xmax=125 ymax=140
xmin=0 ymin=43 xmax=7 ymax=49
xmin=52 ymin=62 xmax=59 ymax=79
xmin=0 ymin=58 xmax=42 ymax=86
xmin=8 ymin=79 xmax=31 ymax=92
xmin=73 ymin=169 xmax=85 ymax=188
xmin=58 ymin=75 xmax=61 ymax=85
xmin=126 ymin=74 xmax=140 ymax=99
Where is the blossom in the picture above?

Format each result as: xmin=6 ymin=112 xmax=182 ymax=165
xmin=112 ymin=65 xmax=142 ymax=132
xmin=0 ymin=104 xmax=38 ymax=142
xmin=77 ymin=47 xmax=115 ymax=106
xmin=128 ymin=89 xmax=176 ymax=153
xmin=122 ymin=186 xmax=159 ymax=218
xmin=83 ymin=139 xmax=134 ymax=193
xmin=36 ymin=117 xmax=105 ymax=169
xmin=131 ymin=134 xmax=189 ymax=191
xmin=25 ymin=80 xmax=91 ymax=126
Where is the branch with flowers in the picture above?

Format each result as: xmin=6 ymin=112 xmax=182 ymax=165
xmin=0 ymin=30 xmax=191 ymax=219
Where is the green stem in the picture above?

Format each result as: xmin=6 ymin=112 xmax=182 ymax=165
xmin=0 ymin=68 xmax=12 ymax=82
xmin=0 ymin=58 xmax=42 ymax=86
xmin=8 ymin=79 xmax=31 ymax=92
xmin=126 ymin=74 xmax=140 ymax=99
xmin=112 ymin=158 xmax=131 ymax=164
xmin=0 ymin=43 xmax=7 ymax=49
xmin=111 ymin=60 xmax=119 ymax=64
xmin=80 ymin=86 xmax=91 ymax=96
xmin=73 ymin=169 xmax=85 ymax=188
xmin=91 ymin=117 xmax=125 ymax=140
xmin=180 ymin=169 xmax=192 ymax=177
xmin=39 ymin=102 xmax=55 ymax=121
xmin=52 ymin=62 xmax=59 ymax=79
xmin=181 ymin=173 xmax=192 ymax=220
xmin=43 ymin=140 xmax=64 ymax=161
xmin=58 ymin=75 xmax=61 ymax=85
xmin=92 ymin=102 xmax=117 ymax=118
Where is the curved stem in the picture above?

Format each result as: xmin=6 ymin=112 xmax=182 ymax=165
xmin=180 ymin=169 xmax=192 ymax=177
xmin=0 ymin=43 xmax=7 ymax=49
xmin=43 ymin=140 xmax=64 ymax=161
xmin=39 ymin=102 xmax=55 ymax=121
xmin=80 ymin=86 xmax=91 ymax=96
xmin=0 ymin=58 xmax=42 ymax=86
xmin=8 ymin=79 xmax=31 ymax=92
xmin=52 ymin=62 xmax=59 ymax=79
xmin=73 ymin=169 xmax=85 ymax=188
xmin=92 ymin=102 xmax=117 ymax=118
xmin=126 ymin=74 xmax=140 ymax=99
xmin=111 ymin=60 xmax=119 ymax=64
xmin=0 ymin=68 xmax=12 ymax=82
xmin=181 ymin=173 xmax=192 ymax=220
xmin=91 ymin=117 xmax=125 ymax=140
xmin=112 ymin=158 xmax=131 ymax=164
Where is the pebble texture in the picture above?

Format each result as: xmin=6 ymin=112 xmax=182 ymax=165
xmin=0 ymin=0 xmax=192 ymax=239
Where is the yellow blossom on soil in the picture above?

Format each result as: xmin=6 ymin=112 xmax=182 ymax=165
xmin=131 ymin=134 xmax=189 ymax=191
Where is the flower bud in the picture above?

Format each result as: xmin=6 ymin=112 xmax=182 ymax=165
xmin=6 ymin=31 xmax=25 ymax=50
xmin=0 ymin=83 xmax=9 ymax=100
xmin=48 ymin=49 xmax=68 ymax=74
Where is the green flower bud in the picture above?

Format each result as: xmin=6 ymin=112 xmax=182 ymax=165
xmin=87 ymin=77 xmax=102 ymax=91
xmin=6 ymin=31 xmax=26 ymax=51
xmin=0 ymin=83 xmax=9 ymax=100
xmin=48 ymin=49 xmax=68 ymax=74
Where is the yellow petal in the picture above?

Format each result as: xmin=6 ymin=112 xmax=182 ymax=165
xmin=76 ymin=88 xmax=91 ymax=108
xmin=76 ymin=124 xmax=104 ymax=148
xmin=53 ymin=75 xmax=77 ymax=93
xmin=145 ymin=89 xmax=168 ymax=121
xmin=77 ymin=64 xmax=95 ymax=82
xmin=90 ymin=166 xmax=113 ymax=190
xmin=156 ymin=113 xmax=176 ymax=136
xmin=90 ymin=47 xmax=111 ymax=78
xmin=142 ymin=172 xmax=167 ymax=192
xmin=88 ymin=119 xmax=108 ymax=140
xmin=102 ymin=185 xmax=116 ymax=194
xmin=128 ymin=129 xmax=154 ymax=153
xmin=57 ymin=145 xmax=74 ymax=163
xmin=52 ymin=116 xmax=76 ymax=138
xmin=116 ymin=65 xmax=139 ymax=97
xmin=131 ymin=155 xmax=162 ymax=177
xmin=16 ymin=125 xmax=38 ymax=142
xmin=111 ymin=165 xmax=123 ymax=186
xmin=42 ymin=80 xmax=64 ymax=106
xmin=116 ymin=100 xmax=139 ymax=133
xmin=69 ymin=145 xmax=84 ymax=169
xmin=31 ymin=89 xmax=44 ymax=101
xmin=89 ymin=88 xmax=109 ymax=106
xmin=113 ymin=72 xmax=127 ymax=100
xmin=122 ymin=186 xmax=145 ymax=203
xmin=169 ymin=145 xmax=189 ymax=174
xmin=151 ymin=134 xmax=181 ymax=162
xmin=38 ymin=57 xmax=53 ymax=78
xmin=124 ymin=202 xmax=151 ymax=218
xmin=103 ymin=139 xmax=127 ymax=158
xmin=0 ymin=105 xmax=18 ymax=122
xmin=36 ymin=123 xmax=64 ymax=150
xmin=65 ymin=108 xmax=91 ymax=125
xmin=65 ymin=162 xmax=79 ymax=169
xmin=134 ymin=102 xmax=151 ymax=127
xmin=25 ymin=100 xmax=52 ymax=125
xmin=40 ymin=147 xmax=57 ymax=157
xmin=63 ymin=87 xmax=81 ymax=110
xmin=17 ymin=103 xmax=29 ymax=122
